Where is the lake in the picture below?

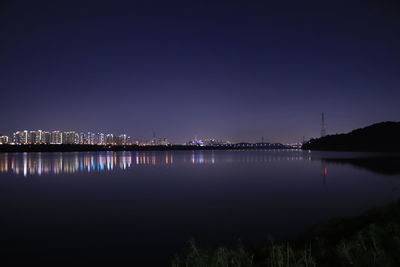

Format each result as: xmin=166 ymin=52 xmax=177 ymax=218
xmin=0 ymin=150 xmax=399 ymax=266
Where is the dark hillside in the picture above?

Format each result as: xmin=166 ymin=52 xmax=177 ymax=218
xmin=302 ymin=122 xmax=400 ymax=152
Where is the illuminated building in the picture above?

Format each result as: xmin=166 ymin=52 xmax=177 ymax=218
xmin=12 ymin=131 xmax=20 ymax=144
xmin=41 ymin=131 xmax=51 ymax=144
xmin=8 ymin=129 xmax=135 ymax=146
xmin=0 ymin=135 xmax=9 ymax=144
xmin=87 ymin=132 xmax=95 ymax=145
xmin=160 ymin=138 xmax=170 ymax=146
xmin=126 ymin=136 xmax=133 ymax=145
xmin=29 ymin=130 xmax=47 ymax=144
xmin=106 ymin=134 xmax=114 ymax=145
xmin=27 ymin=131 xmax=36 ymax=144
xmin=150 ymin=137 xmax=169 ymax=146
xmin=78 ymin=132 xmax=94 ymax=144
xmin=63 ymin=131 xmax=77 ymax=144
xmin=50 ymin=131 xmax=63 ymax=144
xmin=74 ymin=133 xmax=80 ymax=144
xmin=93 ymin=133 xmax=103 ymax=145
xmin=98 ymin=133 xmax=105 ymax=145
xmin=20 ymin=130 xmax=29 ymax=144
xmin=34 ymin=130 xmax=43 ymax=144
xmin=186 ymin=138 xmax=230 ymax=146
xmin=118 ymin=134 xmax=127 ymax=145
xmin=78 ymin=132 xmax=85 ymax=144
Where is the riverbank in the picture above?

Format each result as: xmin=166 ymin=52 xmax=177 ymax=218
xmin=302 ymin=121 xmax=400 ymax=152
xmin=0 ymin=144 xmax=290 ymax=153
xmin=173 ymin=200 xmax=400 ymax=267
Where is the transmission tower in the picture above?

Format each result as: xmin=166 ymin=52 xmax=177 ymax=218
xmin=321 ymin=112 xmax=326 ymax=137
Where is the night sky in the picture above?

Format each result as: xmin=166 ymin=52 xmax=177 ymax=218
xmin=1 ymin=1 xmax=400 ymax=143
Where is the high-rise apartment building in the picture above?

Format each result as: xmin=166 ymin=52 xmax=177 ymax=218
xmin=41 ymin=131 xmax=51 ymax=144
xmin=28 ymin=131 xmax=36 ymax=144
xmin=21 ymin=131 xmax=29 ymax=144
xmin=50 ymin=131 xmax=63 ymax=144
xmin=0 ymin=136 xmax=9 ymax=144
xmin=13 ymin=131 xmax=21 ymax=144
xmin=8 ymin=130 xmax=134 ymax=145
xmin=118 ymin=134 xmax=127 ymax=145
xmin=106 ymin=134 xmax=114 ymax=145
xmin=34 ymin=130 xmax=43 ymax=144
xmin=88 ymin=132 xmax=95 ymax=145
xmin=98 ymin=133 xmax=105 ymax=145
xmin=63 ymin=131 xmax=77 ymax=144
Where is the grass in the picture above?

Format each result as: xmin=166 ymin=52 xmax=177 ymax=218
xmin=172 ymin=200 xmax=400 ymax=267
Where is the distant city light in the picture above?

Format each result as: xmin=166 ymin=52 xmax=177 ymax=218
xmin=0 ymin=131 xmax=295 ymax=148
xmin=3 ymin=130 xmax=153 ymax=146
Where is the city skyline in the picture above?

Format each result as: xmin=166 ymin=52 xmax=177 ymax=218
xmin=0 ymin=129 xmax=173 ymax=146
xmin=0 ymin=128 xmax=243 ymax=146
xmin=0 ymin=128 xmax=291 ymax=146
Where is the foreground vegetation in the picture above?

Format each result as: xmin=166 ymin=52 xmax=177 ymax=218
xmin=172 ymin=200 xmax=400 ymax=267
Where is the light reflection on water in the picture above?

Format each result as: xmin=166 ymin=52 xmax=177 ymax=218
xmin=0 ymin=149 xmax=399 ymax=266
xmin=0 ymin=150 xmax=308 ymax=177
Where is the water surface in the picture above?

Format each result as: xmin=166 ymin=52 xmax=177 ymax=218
xmin=0 ymin=150 xmax=399 ymax=266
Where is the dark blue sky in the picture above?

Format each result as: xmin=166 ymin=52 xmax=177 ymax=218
xmin=1 ymin=0 xmax=400 ymax=143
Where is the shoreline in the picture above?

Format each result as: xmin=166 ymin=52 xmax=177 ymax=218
xmin=0 ymin=144 xmax=291 ymax=153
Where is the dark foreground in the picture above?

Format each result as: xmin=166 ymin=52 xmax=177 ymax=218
xmin=174 ymin=200 xmax=400 ymax=267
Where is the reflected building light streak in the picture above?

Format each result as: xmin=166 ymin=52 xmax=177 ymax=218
xmin=23 ymin=153 xmax=27 ymax=177
xmin=0 ymin=155 xmax=8 ymax=172
xmin=0 ymin=150 xmax=307 ymax=176
xmin=136 ymin=153 xmax=140 ymax=165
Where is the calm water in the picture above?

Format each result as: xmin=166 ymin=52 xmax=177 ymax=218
xmin=0 ymin=150 xmax=399 ymax=266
